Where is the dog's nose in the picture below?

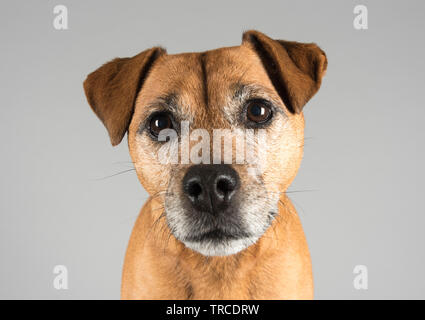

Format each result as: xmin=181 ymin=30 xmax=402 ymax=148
xmin=183 ymin=164 xmax=240 ymax=214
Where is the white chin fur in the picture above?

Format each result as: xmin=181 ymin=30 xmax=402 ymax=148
xmin=183 ymin=236 xmax=258 ymax=257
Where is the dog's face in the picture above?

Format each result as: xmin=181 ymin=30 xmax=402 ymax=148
xmin=128 ymin=47 xmax=307 ymax=256
xmin=84 ymin=31 xmax=327 ymax=256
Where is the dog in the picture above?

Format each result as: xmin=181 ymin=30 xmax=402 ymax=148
xmin=83 ymin=30 xmax=327 ymax=299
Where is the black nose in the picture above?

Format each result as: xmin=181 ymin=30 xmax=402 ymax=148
xmin=183 ymin=164 xmax=240 ymax=214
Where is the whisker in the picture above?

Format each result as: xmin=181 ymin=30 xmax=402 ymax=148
xmin=92 ymin=168 xmax=136 ymax=181
xmin=285 ymin=189 xmax=318 ymax=194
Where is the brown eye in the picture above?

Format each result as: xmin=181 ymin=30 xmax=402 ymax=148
xmin=149 ymin=112 xmax=173 ymax=137
xmin=246 ymin=101 xmax=273 ymax=124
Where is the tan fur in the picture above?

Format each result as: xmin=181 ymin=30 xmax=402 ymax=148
xmin=83 ymin=30 xmax=327 ymax=300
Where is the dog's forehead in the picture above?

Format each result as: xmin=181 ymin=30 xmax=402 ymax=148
xmin=135 ymin=45 xmax=276 ymax=117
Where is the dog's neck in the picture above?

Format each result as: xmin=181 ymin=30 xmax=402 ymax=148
xmin=121 ymin=194 xmax=313 ymax=299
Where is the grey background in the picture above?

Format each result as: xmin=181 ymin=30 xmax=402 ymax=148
xmin=1 ymin=0 xmax=424 ymax=299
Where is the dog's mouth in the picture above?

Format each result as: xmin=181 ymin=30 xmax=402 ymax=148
xmin=165 ymin=204 xmax=275 ymax=257
xmin=184 ymin=227 xmax=251 ymax=243
xmin=165 ymin=205 xmax=269 ymax=256
xmin=179 ymin=226 xmax=258 ymax=257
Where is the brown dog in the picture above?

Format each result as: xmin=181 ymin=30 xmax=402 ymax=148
xmin=84 ymin=30 xmax=327 ymax=299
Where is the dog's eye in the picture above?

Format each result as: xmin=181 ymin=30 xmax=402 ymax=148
xmin=246 ymin=100 xmax=273 ymax=124
xmin=149 ymin=112 xmax=173 ymax=137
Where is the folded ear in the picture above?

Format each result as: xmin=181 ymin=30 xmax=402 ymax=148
xmin=242 ymin=30 xmax=327 ymax=113
xmin=83 ymin=47 xmax=166 ymax=146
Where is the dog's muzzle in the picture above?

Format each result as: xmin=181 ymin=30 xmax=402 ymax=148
xmin=165 ymin=163 xmax=275 ymax=256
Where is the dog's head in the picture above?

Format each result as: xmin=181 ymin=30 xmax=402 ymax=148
xmin=84 ymin=31 xmax=327 ymax=256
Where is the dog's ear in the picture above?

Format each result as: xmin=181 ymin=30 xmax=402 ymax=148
xmin=242 ymin=30 xmax=327 ymax=113
xmin=83 ymin=47 xmax=166 ymax=146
